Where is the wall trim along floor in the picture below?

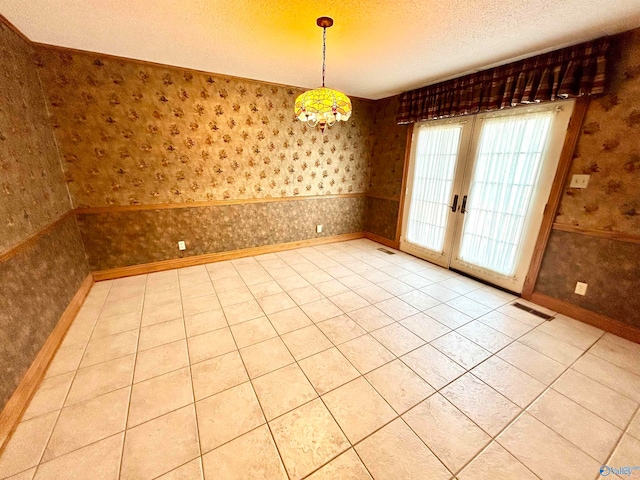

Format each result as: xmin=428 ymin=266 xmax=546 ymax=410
xmin=365 ymin=232 xmax=400 ymax=250
xmin=531 ymin=292 xmax=640 ymax=344
xmin=92 ymin=232 xmax=367 ymax=281
xmin=0 ymin=274 xmax=94 ymax=454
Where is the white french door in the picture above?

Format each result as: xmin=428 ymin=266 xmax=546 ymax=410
xmin=400 ymin=101 xmax=574 ymax=292
xmin=401 ymin=118 xmax=473 ymax=268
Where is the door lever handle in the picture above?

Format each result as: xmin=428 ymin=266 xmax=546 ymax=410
xmin=450 ymin=195 xmax=459 ymax=212
xmin=461 ymin=195 xmax=468 ymax=214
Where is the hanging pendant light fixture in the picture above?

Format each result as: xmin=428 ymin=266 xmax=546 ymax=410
xmin=294 ymin=17 xmax=352 ymax=132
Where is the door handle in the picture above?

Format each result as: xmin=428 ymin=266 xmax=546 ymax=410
xmin=461 ymin=195 xmax=468 ymax=214
xmin=450 ymin=195 xmax=459 ymax=212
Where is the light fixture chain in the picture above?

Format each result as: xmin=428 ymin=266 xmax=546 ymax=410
xmin=293 ymin=17 xmax=352 ymax=131
xmin=322 ymin=27 xmax=326 ymax=87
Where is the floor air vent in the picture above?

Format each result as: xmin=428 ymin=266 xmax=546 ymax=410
xmin=377 ymin=248 xmax=396 ymax=255
xmin=512 ymin=302 xmax=554 ymax=320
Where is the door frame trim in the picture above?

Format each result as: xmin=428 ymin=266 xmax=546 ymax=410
xmin=521 ymin=95 xmax=591 ymax=299
xmin=395 ymin=125 xmax=413 ymax=245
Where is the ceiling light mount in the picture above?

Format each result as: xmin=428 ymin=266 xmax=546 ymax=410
xmin=294 ymin=16 xmax=352 ymax=132
xmin=316 ymin=16 xmax=333 ymax=28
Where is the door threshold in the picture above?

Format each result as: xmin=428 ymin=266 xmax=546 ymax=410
xmin=449 ymin=268 xmax=519 ymax=297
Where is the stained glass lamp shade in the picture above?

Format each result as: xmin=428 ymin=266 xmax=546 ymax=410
xmin=295 ymin=17 xmax=352 ymax=132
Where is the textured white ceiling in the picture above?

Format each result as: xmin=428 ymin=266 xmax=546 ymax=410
xmin=1 ymin=0 xmax=640 ymax=99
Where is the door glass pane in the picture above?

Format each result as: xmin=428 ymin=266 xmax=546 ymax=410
xmin=458 ymin=111 xmax=553 ymax=276
xmin=406 ymin=124 xmax=462 ymax=253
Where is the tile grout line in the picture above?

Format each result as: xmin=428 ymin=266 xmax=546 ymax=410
xmin=32 ymin=280 xmax=115 ymax=479
xmin=279 ymin=246 xmax=626 ymax=477
xmin=267 ymin=246 xmax=450 ymax=477
xmin=12 ymin=240 xmax=640 ymax=480
xmin=177 ymin=269 xmax=209 ymax=479
xmin=3 ymin=244 xmax=396 ymax=472
xmin=212 ymin=261 xmax=293 ymax=480
xmin=484 ymin=334 xmax=627 ymax=477
xmin=28 ymin=282 xmax=607 ymax=475
xmin=427 ymin=318 xmax=621 ymax=475
xmin=116 ymin=274 xmax=149 ymax=480
xmin=265 ymin=305 xmax=380 ymax=480
xmin=287 ymin=252 xmax=460 ymax=477
xmin=603 ymin=402 xmax=640 ymax=468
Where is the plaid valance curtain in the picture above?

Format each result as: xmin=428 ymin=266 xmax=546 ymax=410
xmin=397 ymin=37 xmax=610 ymax=124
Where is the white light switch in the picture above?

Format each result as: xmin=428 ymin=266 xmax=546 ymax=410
xmin=575 ymin=282 xmax=588 ymax=296
xmin=570 ymin=174 xmax=590 ymax=189
xmin=178 ymin=241 xmax=186 ymax=251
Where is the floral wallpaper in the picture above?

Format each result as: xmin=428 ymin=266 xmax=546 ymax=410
xmin=556 ymin=28 xmax=640 ymax=236
xmin=35 ymin=46 xmax=376 ymax=208
xmin=78 ymin=196 xmax=365 ymax=270
xmin=0 ymin=22 xmax=72 ymax=252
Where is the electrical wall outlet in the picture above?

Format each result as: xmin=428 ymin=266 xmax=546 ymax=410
xmin=316 ymin=224 xmax=323 ymax=233
xmin=570 ymin=174 xmax=590 ymax=189
xmin=178 ymin=241 xmax=186 ymax=251
xmin=575 ymin=282 xmax=588 ymax=296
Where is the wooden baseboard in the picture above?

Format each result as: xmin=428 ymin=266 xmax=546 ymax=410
xmin=365 ymin=232 xmax=400 ymax=250
xmin=530 ymin=292 xmax=640 ymax=344
xmin=0 ymin=274 xmax=94 ymax=453
xmin=92 ymin=232 xmax=367 ymax=281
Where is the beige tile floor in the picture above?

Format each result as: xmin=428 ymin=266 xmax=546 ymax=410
xmin=1 ymin=239 xmax=639 ymax=479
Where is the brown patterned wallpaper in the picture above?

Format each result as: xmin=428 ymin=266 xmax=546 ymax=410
xmin=369 ymin=95 xmax=408 ymax=198
xmin=0 ymin=19 xmax=89 ymax=410
xmin=35 ymin=46 xmax=376 ymax=208
xmin=536 ymin=231 xmax=640 ymax=326
xmin=364 ymin=95 xmax=407 ymax=241
xmin=365 ymin=197 xmax=399 ymax=241
xmin=78 ymin=196 xmax=365 ymax=270
xmin=0 ymin=216 xmax=89 ymax=407
xmin=0 ymin=22 xmax=72 ymax=252
xmin=555 ymin=28 xmax=640 ymax=235
xmin=535 ymin=28 xmax=640 ymax=328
